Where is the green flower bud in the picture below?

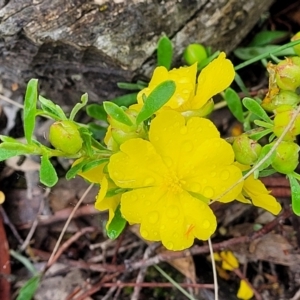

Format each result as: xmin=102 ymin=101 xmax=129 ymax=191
xmin=273 ymin=105 xmax=300 ymax=141
xmin=183 ymin=44 xmax=208 ymax=66
xmin=291 ymin=32 xmax=300 ymax=56
xmin=272 ymin=141 xmax=300 ymax=174
xmin=232 ymin=134 xmax=262 ymax=165
xmin=261 ymin=90 xmax=300 ymax=112
xmin=49 ymin=120 xmax=83 ymax=154
xmin=275 ymin=57 xmax=300 ymax=91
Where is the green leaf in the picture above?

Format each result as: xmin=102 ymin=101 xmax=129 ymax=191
xmin=234 ymin=45 xmax=295 ymax=61
xmin=79 ymin=127 xmax=93 ymax=157
xmin=249 ymin=30 xmax=288 ymax=47
xmin=69 ymin=93 xmax=88 ymax=121
xmin=0 ymin=142 xmax=33 ymax=161
xmin=136 ymin=80 xmax=176 ymax=124
xmin=0 ymin=136 xmax=21 ymax=143
xmin=249 ymin=128 xmax=272 ymax=141
xmin=24 ymin=79 xmax=38 ymax=144
xmin=258 ymin=168 xmax=277 ymax=177
xmin=88 ymin=124 xmax=107 ymax=141
xmin=242 ymin=97 xmax=272 ymax=123
xmin=253 ymin=119 xmax=273 ymax=129
xmin=106 ymin=205 xmax=127 ymax=239
xmin=117 ymin=82 xmax=146 ymax=91
xmin=81 ymin=158 xmax=109 ymax=173
xmin=288 ymin=175 xmax=300 ymax=215
xmin=40 ymin=155 xmax=58 ymax=187
xmin=16 ymin=274 xmax=41 ymax=300
xmin=103 ymin=102 xmax=134 ymax=126
xmin=224 ymin=88 xmax=244 ymax=122
xmin=66 ymin=159 xmax=87 ymax=180
xmin=38 ymin=96 xmax=67 ymax=120
xmin=157 ymin=35 xmax=173 ymax=70
xmin=254 ymin=144 xmax=276 ymax=171
xmin=234 ymin=73 xmax=250 ymax=96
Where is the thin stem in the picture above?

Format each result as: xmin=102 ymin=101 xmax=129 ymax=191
xmin=46 ymin=183 xmax=94 ymax=268
xmin=208 ymin=238 xmax=218 ymax=300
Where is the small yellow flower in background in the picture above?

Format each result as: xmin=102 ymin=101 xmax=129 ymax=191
xmin=235 ymin=163 xmax=282 ymax=215
xmin=136 ymin=52 xmax=235 ymax=116
xmin=108 ymin=110 xmax=243 ymax=250
xmin=214 ymin=251 xmax=239 ymax=271
xmin=237 ymin=280 xmax=254 ymax=300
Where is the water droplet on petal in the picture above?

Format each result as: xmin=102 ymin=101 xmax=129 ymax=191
xmin=161 ymin=224 xmax=166 ymax=230
xmin=141 ymin=229 xmax=149 ymax=238
xmin=130 ymin=194 xmax=138 ymax=203
xmin=182 ymin=141 xmax=193 ymax=152
xmin=148 ymin=211 xmax=159 ymax=224
xmin=173 ymin=232 xmax=179 ymax=238
xmin=153 ymin=136 xmax=159 ymax=142
xmin=167 ymin=205 xmax=179 ymax=218
xmin=189 ymin=182 xmax=201 ymax=192
xmin=211 ymin=171 xmax=216 ymax=178
xmin=163 ymin=156 xmax=173 ymax=168
xmin=203 ymin=186 xmax=214 ymax=198
xmin=144 ymin=200 xmax=151 ymax=206
xmin=166 ymin=241 xmax=174 ymax=250
xmin=202 ymin=179 xmax=208 ymax=185
xmin=180 ymin=127 xmax=188 ymax=135
xmin=202 ymin=220 xmax=211 ymax=229
xmin=153 ymin=231 xmax=158 ymax=237
xmin=144 ymin=177 xmax=155 ymax=186
xmin=221 ymin=170 xmax=230 ymax=180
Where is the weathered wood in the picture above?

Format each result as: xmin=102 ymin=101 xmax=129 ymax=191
xmin=0 ymin=0 xmax=274 ymax=106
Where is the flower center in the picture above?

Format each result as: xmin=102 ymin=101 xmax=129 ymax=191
xmin=163 ymin=171 xmax=184 ymax=193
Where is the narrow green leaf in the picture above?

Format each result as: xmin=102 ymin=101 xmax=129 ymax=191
xmin=16 ymin=274 xmax=41 ymax=300
xmin=234 ymin=45 xmax=295 ymax=61
xmin=81 ymin=158 xmax=109 ymax=173
xmin=106 ymin=205 xmax=127 ymax=239
xmin=136 ymin=80 xmax=176 ymax=124
xmin=249 ymin=128 xmax=272 ymax=141
xmin=157 ymin=35 xmax=173 ymax=70
xmin=40 ymin=155 xmax=58 ymax=187
xmin=224 ymin=88 xmax=244 ymax=122
xmin=66 ymin=159 xmax=87 ymax=180
xmin=0 ymin=142 xmax=33 ymax=161
xmin=69 ymin=93 xmax=88 ymax=121
xmin=0 ymin=136 xmax=21 ymax=143
xmin=234 ymin=73 xmax=250 ymax=96
xmin=258 ymin=168 xmax=277 ymax=177
xmin=254 ymin=144 xmax=276 ymax=171
xmin=103 ymin=102 xmax=133 ymax=126
xmin=86 ymin=104 xmax=107 ymax=121
xmin=243 ymin=97 xmax=272 ymax=123
xmin=253 ymin=119 xmax=273 ymax=129
xmin=38 ymin=96 xmax=67 ymax=120
xmin=249 ymin=30 xmax=288 ymax=47
xmin=288 ymin=175 xmax=300 ymax=215
xmin=24 ymin=79 xmax=38 ymax=144
xmin=117 ymin=82 xmax=146 ymax=90
xmin=79 ymin=128 xmax=93 ymax=157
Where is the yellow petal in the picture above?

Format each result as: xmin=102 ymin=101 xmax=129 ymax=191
xmin=220 ymin=251 xmax=239 ymax=270
xmin=237 ymin=280 xmax=254 ymax=300
xmin=160 ymin=191 xmax=216 ymax=250
xmin=108 ymin=138 xmax=168 ymax=189
xmin=95 ymin=176 xmax=121 ymax=227
xmin=243 ymin=176 xmax=282 ymax=215
xmin=192 ymin=52 xmax=235 ymax=109
xmin=75 ymin=159 xmax=106 ymax=184
xmin=137 ymin=64 xmax=197 ymax=109
xmin=149 ymin=110 xmax=220 ymax=173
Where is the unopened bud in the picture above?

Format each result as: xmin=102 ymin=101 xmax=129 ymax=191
xmin=183 ymin=44 xmax=208 ymax=66
xmin=291 ymin=32 xmax=300 ymax=56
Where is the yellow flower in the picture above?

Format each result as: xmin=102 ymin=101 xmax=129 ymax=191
xmin=136 ymin=52 xmax=234 ymax=115
xmin=108 ymin=110 xmax=243 ymax=250
xmin=74 ymin=159 xmax=105 ymax=183
xmin=235 ymin=163 xmax=282 ymax=215
xmin=214 ymin=251 xmax=239 ymax=271
xmin=237 ymin=280 xmax=254 ymax=300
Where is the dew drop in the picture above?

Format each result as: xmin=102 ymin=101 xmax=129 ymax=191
xmin=153 ymin=231 xmax=158 ymax=237
xmin=167 ymin=205 xmax=179 ymax=218
xmin=163 ymin=156 xmax=173 ymax=168
xmin=144 ymin=177 xmax=155 ymax=186
xmin=148 ymin=211 xmax=159 ymax=224
xmin=141 ymin=229 xmax=149 ymax=238
xmin=190 ymin=182 xmax=201 ymax=192
xmin=153 ymin=136 xmax=159 ymax=142
xmin=202 ymin=220 xmax=211 ymax=229
xmin=202 ymin=178 xmax=208 ymax=185
xmin=180 ymin=127 xmax=188 ymax=135
xmin=221 ymin=170 xmax=230 ymax=180
xmin=173 ymin=232 xmax=179 ymax=239
xmin=144 ymin=200 xmax=151 ymax=206
xmin=130 ymin=194 xmax=138 ymax=203
xmin=211 ymin=171 xmax=217 ymax=178
xmin=182 ymin=141 xmax=193 ymax=152
xmin=166 ymin=241 xmax=174 ymax=250
xmin=203 ymin=186 xmax=214 ymax=198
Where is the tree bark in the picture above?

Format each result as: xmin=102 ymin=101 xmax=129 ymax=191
xmin=0 ymin=0 xmax=274 ymax=107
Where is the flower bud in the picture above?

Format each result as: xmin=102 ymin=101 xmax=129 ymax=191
xmin=261 ymin=90 xmax=300 ymax=112
xmin=291 ymin=32 xmax=300 ymax=56
xmin=273 ymin=105 xmax=300 ymax=141
xmin=49 ymin=120 xmax=83 ymax=154
xmin=183 ymin=44 xmax=208 ymax=66
xmin=232 ymin=134 xmax=262 ymax=165
xmin=272 ymin=141 xmax=300 ymax=174
xmin=275 ymin=57 xmax=300 ymax=91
